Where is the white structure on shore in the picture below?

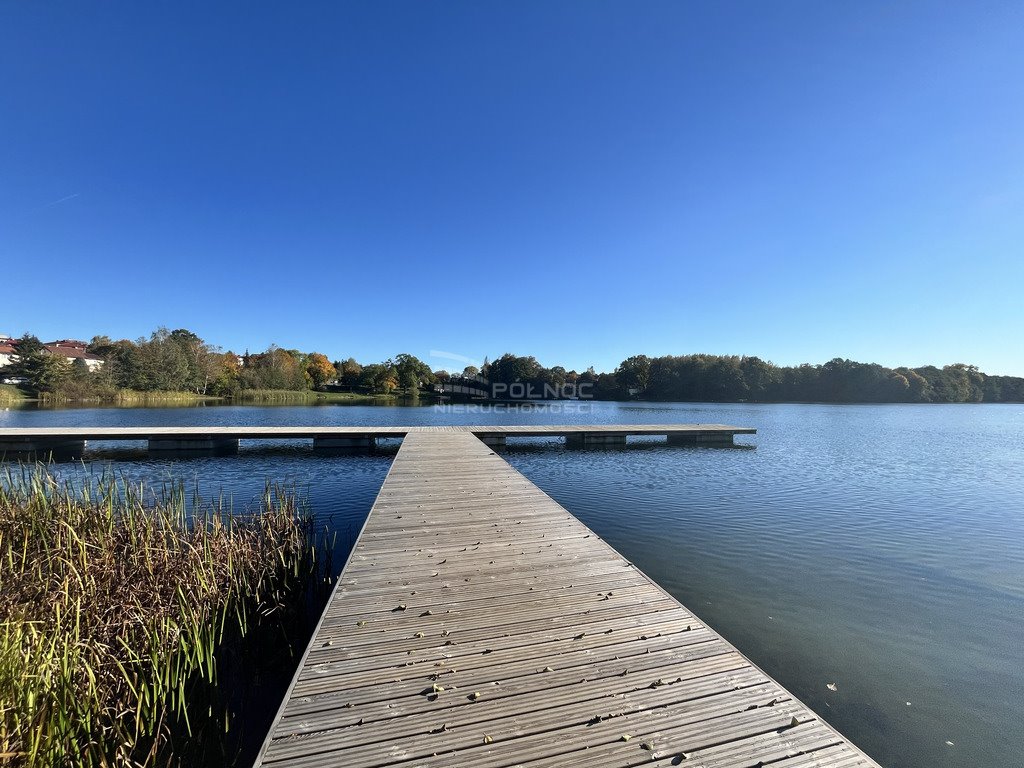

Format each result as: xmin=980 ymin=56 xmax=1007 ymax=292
xmin=43 ymin=340 xmax=105 ymax=371
xmin=0 ymin=337 xmax=104 ymax=373
xmin=0 ymin=336 xmax=14 ymax=369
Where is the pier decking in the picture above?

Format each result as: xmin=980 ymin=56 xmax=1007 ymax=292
xmin=0 ymin=424 xmax=754 ymax=456
xmin=256 ymin=429 xmax=879 ymax=767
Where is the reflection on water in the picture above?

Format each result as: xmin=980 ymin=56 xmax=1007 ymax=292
xmin=2 ymin=401 xmax=1023 ymax=767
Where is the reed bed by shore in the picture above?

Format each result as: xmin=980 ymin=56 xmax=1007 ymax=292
xmin=0 ymin=386 xmax=27 ymax=407
xmin=38 ymin=388 xmax=217 ymax=406
xmin=232 ymin=388 xmax=390 ymax=403
xmin=18 ymin=386 xmax=430 ymax=408
xmin=0 ymin=467 xmax=323 ymax=767
xmin=109 ymin=390 xmax=217 ymax=405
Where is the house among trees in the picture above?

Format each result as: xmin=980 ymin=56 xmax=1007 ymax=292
xmin=41 ymin=340 xmax=105 ymax=372
xmin=0 ymin=337 xmax=105 ymax=383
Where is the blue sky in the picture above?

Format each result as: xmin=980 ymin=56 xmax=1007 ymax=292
xmin=2 ymin=1 xmax=1022 ymax=375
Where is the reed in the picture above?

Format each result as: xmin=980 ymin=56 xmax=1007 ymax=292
xmin=0 ymin=385 xmax=27 ymax=406
xmin=0 ymin=466 xmax=323 ymax=767
xmin=233 ymin=389 xmax=388 ymax=403
xmin=38 ymin=389 xmax=218 ymax=406
xmin=110 ymin=390 xmax=218 ymax=405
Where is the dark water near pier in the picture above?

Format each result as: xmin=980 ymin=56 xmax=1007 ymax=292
xmin=2 ymin=401 xmax=1022 ymax=767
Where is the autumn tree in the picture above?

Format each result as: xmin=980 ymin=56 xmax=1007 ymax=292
xmin=240 ymin=346 xmax=308 ymax=390
xmin=306 ymin=353 xmax=335 ymax=389
xmin=209 ymin=352 xmax=242 ymax=395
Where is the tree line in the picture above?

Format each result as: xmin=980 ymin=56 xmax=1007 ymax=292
xmin=450 ymin=353 xmax=1024 ymax=403
xmin=4 ymin=329 xmax=1022 ymax=403
xmin=4 ymin=329 xmax=436 ymax=400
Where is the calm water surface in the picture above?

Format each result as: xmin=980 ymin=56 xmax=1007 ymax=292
xmin=2 ymin=401 xmax=1022 ymax=767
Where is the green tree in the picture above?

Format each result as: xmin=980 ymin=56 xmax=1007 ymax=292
xmin=168 ymin=328 xmax=218 ymax=394
xmin=359 ymin=363 xmax=399 ymax=393
xmin=89 ymin=339 xmax=142 ymax=390
xmin=487 ymin=354 xmax=542 ymax=385
xmin=739 ymin=356 xmax=780 ymax=401
xmin=336 ymin=358 xmax=362 ymax=387
xmin=240 ymin=346 xmax=308 ymax=390
xmin=130 ymin=328 xmax=191 ymax=391
xmin=393 ymin=353 xmax=433 ymax=392
xmin=9 ymin=335 xmax=71 ymax=393
xmin=615 ymin=355 xmax=651 ymax=395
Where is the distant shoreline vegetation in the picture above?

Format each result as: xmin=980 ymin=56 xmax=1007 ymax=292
xmin=1 ymin=328 xmax=1021 ymax=405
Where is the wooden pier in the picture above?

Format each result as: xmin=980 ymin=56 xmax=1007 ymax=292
xmin=255 ymin=429 xmax=880 ymax=768
xmin=0 ymin=424 xmax=754 ymax=457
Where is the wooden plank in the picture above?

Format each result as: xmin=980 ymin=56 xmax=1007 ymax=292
xmin=254 ymin=431 xmax=879 ymax=768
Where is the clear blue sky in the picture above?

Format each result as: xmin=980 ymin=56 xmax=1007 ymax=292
xmin=2 ymin=1 xmax=1022 ymax=375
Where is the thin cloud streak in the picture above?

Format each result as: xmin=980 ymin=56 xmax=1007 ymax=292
xmin=39 ymin=192 xmax=80 ymax=209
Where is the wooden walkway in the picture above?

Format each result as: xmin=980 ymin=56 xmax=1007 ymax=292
xmin=0 ymin=424 xmax=754 ymax=457
xmin=256 ymin=430 xmax=880 ymax=768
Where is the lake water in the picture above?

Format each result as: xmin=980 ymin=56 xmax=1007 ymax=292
xmin=2 ymin=401 xmax=1022 ymax=767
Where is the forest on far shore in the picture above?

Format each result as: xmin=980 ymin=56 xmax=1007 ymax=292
xmin=2 ymin=329 xmax=1022 ymax=404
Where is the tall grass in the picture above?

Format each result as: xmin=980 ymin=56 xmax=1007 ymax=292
xmin=233 ymin=389 xmax=388 ymax=403
xmin=233 ymin=389 xmax=318 ymax=403
xmin=38 ymin=389 xmax=218 ymax=406
xmin=0 ymin=385 xmax=27 ymax=407
xmin=109 ymin=390 xmax=218 ymax=405
xmin=0 ymin=467 xmax=323 ymax=767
